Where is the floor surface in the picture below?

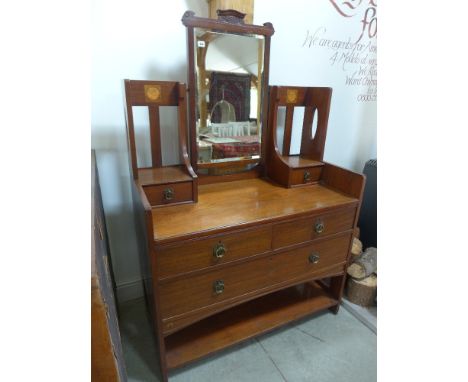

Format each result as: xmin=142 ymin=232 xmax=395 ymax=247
xmin=342 ymin=298 xmax=377 ymax=334
xmin=119 ymin=298 xmax=376 ymax=382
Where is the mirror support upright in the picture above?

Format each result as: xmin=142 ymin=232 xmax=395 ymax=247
xmin=182 ymin=10 xmax=274 ymax=181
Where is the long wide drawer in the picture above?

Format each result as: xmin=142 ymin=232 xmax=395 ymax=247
xmin=272 ymin=207 xmax=356 ymax=249
xmin=159 ymin=232 xmax=352 ymax=321
xmin=156 ymin=226 xmax=272 ymax=279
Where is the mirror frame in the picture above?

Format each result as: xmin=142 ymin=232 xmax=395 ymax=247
xmin=182 ymin=10 xmax=274 ymax=181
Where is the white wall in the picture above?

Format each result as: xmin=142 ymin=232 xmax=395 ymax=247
xmin=255 ymin=0 xmax=377 ymax=169
xmin=91 ymin=0 xmax=377 ymax=302
xmin=91 ymin=0 xmax=209 ymax=301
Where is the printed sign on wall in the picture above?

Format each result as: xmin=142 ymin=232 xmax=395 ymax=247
xmin=302 ymin=0 xmax=377 ymax=102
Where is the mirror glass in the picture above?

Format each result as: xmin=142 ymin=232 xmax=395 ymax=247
xmin=194 ymin=28 xmax=265 ymax=170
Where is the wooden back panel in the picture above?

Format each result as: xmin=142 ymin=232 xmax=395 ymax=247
xmin=124 ymin=80 xmax=189 ymax=179
xmin=270 ymin=86 xmax=332 ymax=161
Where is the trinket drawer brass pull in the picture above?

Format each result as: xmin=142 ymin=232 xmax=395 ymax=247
xmin=314 ymin=220 xmax=324 ymax=234
xmin=213 ymin=280 xmax=225 ymax=294
xmin=308 ymin=252 xmax=320 ymax=264
xmin=163 ymin=188 xmax=174 ymax=200
xmin=213 ymin=243 xmax=226 ymax=259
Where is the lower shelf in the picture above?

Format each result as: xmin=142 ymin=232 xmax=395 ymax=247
xmin=165 ymin=280 xmax=338 ymax=370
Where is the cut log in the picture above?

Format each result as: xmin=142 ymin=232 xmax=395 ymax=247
xmin=351 ymin=238 xmax=363 ymax=260
xmin=347 ymin=247 xmax=377 ymax=279
xmin=346 ymin=274 xmax=377 ymax=306
xmin=347 ymin=263 xmax=365 ymax=279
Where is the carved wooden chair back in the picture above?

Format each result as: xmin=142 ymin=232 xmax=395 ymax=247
xmin=124 ymin=80 xmax=188 ymax=179
xmin=269 ymin=86 xmax=332 ymax=161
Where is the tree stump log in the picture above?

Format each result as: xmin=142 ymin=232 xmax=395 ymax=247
xmin=350 ymin=238 xmax=363 ymax=262
xmin=346 ymin=274 xmax=377 ymax=306
xmin=347 ymin=247 xmax=377 ymax=279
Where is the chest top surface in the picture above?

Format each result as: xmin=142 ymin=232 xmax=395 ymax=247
xmin=151 ymin=178 xmax=357 ymax=243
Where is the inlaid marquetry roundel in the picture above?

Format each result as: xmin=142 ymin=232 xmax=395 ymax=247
xmin=286 ymin=89 xmax=298 ymax=103
xmin=144 ymin=85 xmax=161 ymax=102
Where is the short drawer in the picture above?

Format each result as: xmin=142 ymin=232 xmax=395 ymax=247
xmin=143 ymin=181 xmax=193 ymax=207
xmin=159 ymin=232 xmax=351 ymax=320
xmin=290 ymin=166 xmax=322 ymax=186
xmin=156 ymin=226 xmax=272 ymax=279
xmin=272 ymin=207 xmax=356 ymax=249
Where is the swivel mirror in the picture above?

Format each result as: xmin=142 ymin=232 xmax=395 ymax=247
xmin=182 ymin=10 xmax=274 ymax=177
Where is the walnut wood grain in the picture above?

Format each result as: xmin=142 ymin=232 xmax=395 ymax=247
xmin=266 ymin=86 xmax=333 ymax=187
xmin=131 ymin=182 xmax=169 ymax=380
xmin=282 ymin=105 xmax=294 ymax=155
xmin=156 ymin=226 xmax=272 ymax=280
xmin=92 ymin=151 xmax=126 ymax=381
xmin=290 ymin=166 xmax=323 ymax=185
xmin=159 ymin=232 xmax=350 ymax=320
xmin=92 ymin=290 xmax=122 ymax=381
xmin=209 ymin=1 xmax=254 ymax=24
xmin=280 ymin=155 xmax=323 ymax=168
xmin=185 ymin=23 xmax=198 ymax=172
xmin=124 ymin=80 xmax=198 ymax=207
xmin=164 ymin=281 xmax=338 ymax=370
xmin=148 ymin=105 xmax=162 ymax=167
xmin=272 ymin=206 xmax=356 ymax=249
xmin=143 ymin=182 xmax=193 ymax=207
xmin=197 ymin=166 xmax=262 ymax=185
xmin=125 ymin=80 xmax=179 ymax=105
xmin=151 ymin=178 xmax=357 ymax=242
xmin=260 ymin=28 xmax=272 ymax=176
xmin=162 ymin=264 xmax=344 ymax=336
xmin=137 ymin=166 xmax=193 ymax=185
xmin=182 ymin=11 xmax=274 ymax=37
xmin=321 ymin=162 xmax=366 ymax=200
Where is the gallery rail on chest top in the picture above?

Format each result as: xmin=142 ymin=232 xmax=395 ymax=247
xmin=123 ymin=9 xmax=365 ymax=382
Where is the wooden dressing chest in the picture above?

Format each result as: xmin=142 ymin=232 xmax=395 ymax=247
xmin=131 ymin=171 xmax=363 ymax=380
xmin=125 ymin=10 xmax=365 ymax=382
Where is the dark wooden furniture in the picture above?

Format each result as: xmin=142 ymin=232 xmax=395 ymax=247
xmin=92 ymin=151 xmax=127 ymax=381
xmin=124 ymin=80 xmax=198 ymax=207
xmin=125 ymin=11 xmax=365 ymax=382
xmin=132 ymin=174 xmax=364 ymax=381
xmin=267 ymin=85 xmax=333 ymax=187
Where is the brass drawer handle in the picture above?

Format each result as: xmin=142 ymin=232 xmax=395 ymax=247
xmin=163 ymin=187 xmax=174 ymax=201
xmin=304 ymin=171 xmax=311 ymax=182
xmin=308 ymin=252 xmax=320 ymax=264
xmin=315 ymin=220 xmax=324 ymax=234
xmin=213 ymin=242 xmax=226 ymax=259
xmin=213 ymin=280 xmax=225 ymax=295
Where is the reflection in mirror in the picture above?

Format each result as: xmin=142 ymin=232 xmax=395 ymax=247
xmin=194 ymin=28 xmax=265 ymax=170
